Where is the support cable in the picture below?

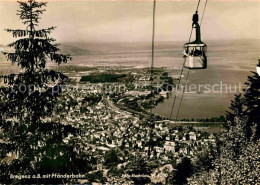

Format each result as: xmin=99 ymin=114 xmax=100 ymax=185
xmin=169 ymin=23 xmax=193 ymax=119
xmin=169 ymin=62 xmax=185 ymax=118
xmin=196 ymin=0 xmax=201 ymax=12
xmin=176 ymin=69 xmax=190 ymax=120
xmin=148 ymin=0 xmax=156 ymax=157
xmin=175 ymin=0 xmax=208 ymax=120
xmin=150 ymin=0 xmax=156 ymax=114
xmin=169 ymin=0 xmax=207 ymax=119
xmin=169 ymin=26 xmax=194 ymax=118
xmin=200 ymin=0 xmax=208 ymax=26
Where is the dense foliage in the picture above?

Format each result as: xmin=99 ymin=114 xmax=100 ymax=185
xmin=80 ymin=74 xmax=127 ymax=83
xmin=0 ymin=1 xmax=92 ymax=183
xmin=188 ymin=60 xmax=260 ymax=184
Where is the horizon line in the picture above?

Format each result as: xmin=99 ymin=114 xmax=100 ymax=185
xmin=1 ymin=38 xmax=260 ymax=46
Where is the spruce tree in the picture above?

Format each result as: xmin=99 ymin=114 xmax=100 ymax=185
xmin=225 ymin=93 xmax=245 ymax=130
xmin=226 ymin=60 xmax=260 ymax=139
xmin=188 ymin=61 xmax=260 ymax=184
xmin=243 ymin=60 xmax=260 ymax=140
xmin=0 ymin=0 xmax=92 ymax=183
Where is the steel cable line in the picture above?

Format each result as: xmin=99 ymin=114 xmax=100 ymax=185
xmin=169 ymin=0 xmax=208 ymax=120
xmin=150 ymin=0 xmax=156 ymax=112
xmin=169 ymin=27 xmax=193 ymax=119
xmin=200 ymin=0 xmax=208 ymax=26
xmin=175 ymin=0 xmax=208 ymax=120
xmin=148 ymin=0 xmax=156 ymax=157
xmin=176 ymin=69 xmax=190 ymax=120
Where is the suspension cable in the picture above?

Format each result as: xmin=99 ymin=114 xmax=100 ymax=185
xmin=196 ymin=0 xmax=201 ymax=12
xmin=176 ymin=69 xmax=190 ymax=120
xmin=169 ymin=21 xmax=194 ymax=119
xmin=169 ymin=0 xmax=207 ymax=120
xmin=200 ymin=0 xmax=208 ymax=26
xmin=169 ymin=19 xmax=194 ymax=119
xmin=169 ymin=62 xmax=185 ymax=118
xmin=148 ymin=0 xmax=156 ymax=157
xmin=150 ymin=0 xmax=156 ymax=115
xmin=175 ymin=0 xmax=208 ymax=120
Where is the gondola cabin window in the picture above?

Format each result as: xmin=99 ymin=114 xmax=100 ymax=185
xmin=183 ymin=44 xmax=207 ymax=69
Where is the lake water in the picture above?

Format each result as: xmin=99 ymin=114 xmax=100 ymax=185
xmin=1 ymin=39 xmax=259 ymax=119
xmin=64 ymin=39 xmax=260 ymax=119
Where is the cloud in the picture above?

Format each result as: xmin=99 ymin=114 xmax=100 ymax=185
xmin=0 ymin=0 xmax=259 ymax=44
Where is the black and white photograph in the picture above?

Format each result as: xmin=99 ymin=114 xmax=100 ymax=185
xmin=0 ymin=0 xmax=259 ymax=184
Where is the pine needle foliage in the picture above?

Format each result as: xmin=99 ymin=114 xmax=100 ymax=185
xmin=0 ymin=1 xmax=92 ymax=183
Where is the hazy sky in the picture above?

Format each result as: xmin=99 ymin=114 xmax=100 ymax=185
xmin=0 ymin=0 xmax=260 ymax=44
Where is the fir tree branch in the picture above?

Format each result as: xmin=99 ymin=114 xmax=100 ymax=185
xmin=5 ymin=29 xmax=28 ymax=38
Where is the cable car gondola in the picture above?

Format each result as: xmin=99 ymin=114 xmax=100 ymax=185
xmin=170 ymin=0 xmax=208 ymax=119
xmin=183 ymin=11 xmax=207 ymax=69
